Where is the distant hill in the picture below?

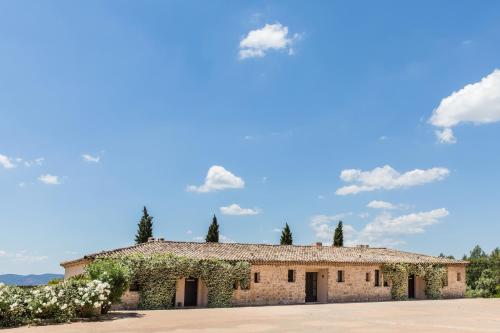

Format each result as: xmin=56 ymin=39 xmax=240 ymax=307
xmin=0 ymin=274 xmax=64 ymax=286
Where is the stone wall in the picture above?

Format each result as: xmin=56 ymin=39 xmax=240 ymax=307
xmin=442 ymin=265 xmax=466 ymax=298
xmin=326 ymin=265 xmax=392 ymax=302
xmin=112 ymin=291 xmax=140 ymax=310
xmin=63 ymin=261 xmax=88 ymax=278
xmin=233 ymin=264 xmax=307 ymax=306
xmin=64 ymin=261 xmax=467 ymax=308
xmin=232 ymin=264 xmax=394 ymax=305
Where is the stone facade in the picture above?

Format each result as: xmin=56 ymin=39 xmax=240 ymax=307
xmin=112 ymin=291 xmax=140 ymax=310
xmin=63 ymin=261 xmax=89 ymax=278
xmin=63 ymin=260 xmax=466 ymax=309
xmin=232 ymin=264 xmax=393 ymax=305
xmin=442 ymin=265 xmax=467 ymax=298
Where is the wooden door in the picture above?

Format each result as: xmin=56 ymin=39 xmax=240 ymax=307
xmin=184 ymin=277 xmax=198 ymax=306
xmin=305 ymin=272 xmax=318 ymax=302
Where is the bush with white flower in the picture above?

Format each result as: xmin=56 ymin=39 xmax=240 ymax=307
xmin=0 ymin=279 xmax=111 ymax=328
xmin=71 ymin=280 xmax=111 ymax=317
xmin=0 ymin=283 xmax=27 ymax=327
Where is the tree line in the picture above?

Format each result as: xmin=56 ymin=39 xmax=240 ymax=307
xmin=461 ymin=245 xmax=500 ymax=297
xmin=134 ymin=206 xmax=345 ymax=246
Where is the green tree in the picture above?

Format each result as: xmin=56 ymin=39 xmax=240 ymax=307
xmin=206 ymin=214 xmax=219 ymax=242
xmin=475 ymin=269 xmax=497 ymax=297
xmin=438 ymin=253 xmax=455 ymax=259
xmin=280 ymin=223 xmax=293 ymax=245
xmin=333 ymin=221 xmax=343 ymax=247
xmin=464 ymin=245 xmax=500 ymax=294
xmin=135 ymin=206 xmax=154 ymax=244
xmin=470 ymin=245 xmax=487 ymax=259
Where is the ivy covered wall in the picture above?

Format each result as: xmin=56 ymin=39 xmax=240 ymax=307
xmin=117 ymin=254 xmax=250 ymax=309
xmin=381 ymin=263 xmax=447 ymax=300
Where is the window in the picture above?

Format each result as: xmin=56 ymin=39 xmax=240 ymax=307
xmin=254 ymin=272 xmax=261 ymax=283
xmin=288 ymin=269 xmax=296 ymax=283
xmin=365 ymin=272 xmax=371 ymax=282
xmin=374 ymin=270 xmax=380 ymax=287
xmin=233 ymin=281 xmax=239 ymax=290
xmin=337 ymin=270 xmax=345 ymax=283
xmin=457 ymin=272 xmax=461 ymax=282
xmin=383 ymin=280 xmax=389 ymax=287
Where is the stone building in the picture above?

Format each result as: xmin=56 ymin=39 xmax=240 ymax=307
xmin=61 ymin=238 xmax=467 ymax=308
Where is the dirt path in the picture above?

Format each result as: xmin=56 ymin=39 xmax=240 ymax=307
xmin=6 ymin=298 xmax=500 ymax=333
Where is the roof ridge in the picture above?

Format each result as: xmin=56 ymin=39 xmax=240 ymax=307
xmin=157 ymin=240 xmax=389 ymax=249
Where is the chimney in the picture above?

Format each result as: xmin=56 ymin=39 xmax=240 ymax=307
xmin=147 ymin=237 xmax=156 ymax=242
xmin=315 ymin=242 xmax=322 ymax=248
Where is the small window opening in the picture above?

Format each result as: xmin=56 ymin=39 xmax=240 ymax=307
xmin=288 ymin=269 xmax=296 ymax=283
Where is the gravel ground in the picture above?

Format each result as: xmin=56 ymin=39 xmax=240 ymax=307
xmin=6 ymin=298 xmax=500 ymax=333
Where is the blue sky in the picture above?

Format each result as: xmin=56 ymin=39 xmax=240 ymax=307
xmin=1 ymin=1 xmax=500 ymax=274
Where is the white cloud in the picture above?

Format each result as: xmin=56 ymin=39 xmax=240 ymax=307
xmin=435 ymin=128 xmax=457 ymax=144
xmin=193 ymin=234 xmax=235 ymax=243
xmin=187 ymin=165 xmax=244 ymax=193
xmin=220 ymin=203 xmax=260 ymax=216
xmin=429 ymin=69 xmax=500 ymax=144
xmin=220 ymin=235 xmax=235 ymax=243
xmin=24 ymin=157 xmax=44 ymax=167
xmin=367 ymin=200 xmax=396 ymax=210
xmin=0 ymin=250 xmax=48 ymax=263
xmin=344 ymin=208 xmax=449 ymax=247
xmin=38 ymin=174 xmax=60 ymax=185
xmin=335 ymin=165 xmax=449 ymax=195
xmin=309 ymin=213 xmax=353 ymax=240
xmin=0 ymin=154 xmax=16 ymax=169
xmin=239 ymin=23 xmax=300 ymax=59
xmin=82 ymin=154 xmax=100 ymax=163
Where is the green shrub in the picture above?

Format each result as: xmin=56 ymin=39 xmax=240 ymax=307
xmin=474 ymin=269 xmax=497 ymax=297
xmin=47 ymin=278 xmax=63 ymax=286
xmin=85 ymin=259 xmax=131 ymax=313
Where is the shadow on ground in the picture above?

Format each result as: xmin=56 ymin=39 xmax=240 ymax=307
xmin=98 ymin=312 xmax=144 ymax=322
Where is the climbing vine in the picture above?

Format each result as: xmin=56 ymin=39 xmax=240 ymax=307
xmin=381 ymin=263 xmax=446 ymax=300
xmin=116 ymin=254 xmax=250 ymax=309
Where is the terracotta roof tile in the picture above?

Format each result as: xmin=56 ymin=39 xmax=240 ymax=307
xmin=61 ymin=240 xmax=467 ymax=266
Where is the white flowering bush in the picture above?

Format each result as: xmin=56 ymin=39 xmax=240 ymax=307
xmin=24 ymin=285 xmax=73 ymax=323
xmin=0 ymin=279 xmax=111 ymax=328
xmin=71 ymin=280 xmax=111 ymax=317
xmin=0 ymin=283 xmax=27 ymax=327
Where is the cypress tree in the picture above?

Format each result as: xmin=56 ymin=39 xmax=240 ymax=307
xmin=333 ymin=221 xmax=343 ymax=247
xmin=135 ymin=206 xmax=153 ymax=244
xmin=205 ymin=214 xmax=219 ymax=242
xmin=280 ymin=222 xmax=293 ymax=245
